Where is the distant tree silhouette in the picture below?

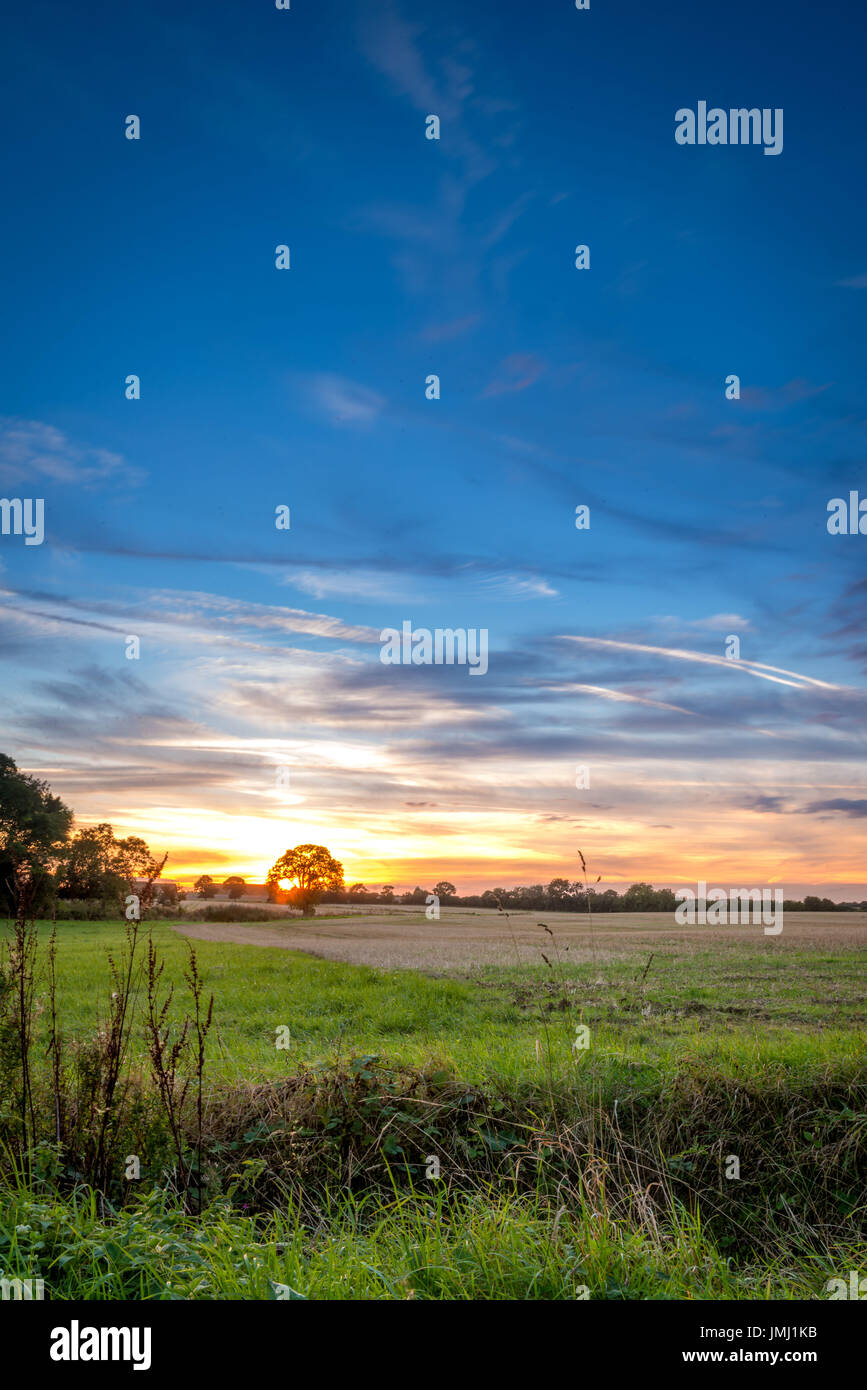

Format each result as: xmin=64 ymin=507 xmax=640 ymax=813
xmin=547 ymin=877 xmax=571 ymax=904
xmin=622 ymin=882 xmax=657 ymax=912
xmin=403 ymin=886 xmax=429 ymax=905
xmin=267 ymin=844 xmax=344 ymax=917
xmin=433 ymin=880 xmax=456 ymax=903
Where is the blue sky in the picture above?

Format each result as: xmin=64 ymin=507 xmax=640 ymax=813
xmin=1 ymin=0 xmax=866 ymax=893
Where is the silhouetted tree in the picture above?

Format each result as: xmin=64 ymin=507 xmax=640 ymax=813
xmin=0 ymin=754 xmax=73 ymax=921
xmin=623 ymin=882 xmax=658 ymax=912
xmin=267 ymin=844 xmax=344 ymax=917
xmin=433 ymin=880 xmax=456 ymax=903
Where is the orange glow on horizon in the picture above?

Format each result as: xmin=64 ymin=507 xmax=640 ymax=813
xmin=69 ymin=783 xmax=867 ymax=898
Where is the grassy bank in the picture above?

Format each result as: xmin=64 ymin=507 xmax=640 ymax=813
xmin=2 ymin=1181 xmax=852 ymax=1301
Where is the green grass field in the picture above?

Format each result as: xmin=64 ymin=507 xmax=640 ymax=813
xmin=1 ymin=916 xmax=864 ymax=1300
xmin=30 ymin=917 xmax=867 ymax=1086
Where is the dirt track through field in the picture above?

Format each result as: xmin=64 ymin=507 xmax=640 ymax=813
xmin=171 ymin=909 xmax=867 ymax=974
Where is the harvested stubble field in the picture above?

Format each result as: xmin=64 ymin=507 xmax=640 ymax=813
xmin=175 ymin=903 xmax=867 ymax=972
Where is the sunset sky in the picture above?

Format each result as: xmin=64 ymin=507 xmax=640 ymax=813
xmin=1 ymin=0 xmax=866 ymax=897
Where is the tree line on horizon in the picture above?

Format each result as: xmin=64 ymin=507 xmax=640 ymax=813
xmin=189 ymin=874 xmax=866 ymax=915
xmin=1 ymin=755 xmax=863 ymax=920
xmin=311 ymin=880 xmax=867 ymax=913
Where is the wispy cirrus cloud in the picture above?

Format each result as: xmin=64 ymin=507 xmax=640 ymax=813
xmin=0 ymin=419 xmax=144 ymax=488
xmin=0 ymin=585 xmax=380 ymax=648
xmin=538 ymin=682 xmax=696 ymax=716
xmin=654 ymin=613 xmax=755 ymax=634
xmin=481 ymin=573 xmax=558 ymax=599
xmin=358 ymin=4 xmax=444 ymax=117
xmin=354 ymin=1 xmax=530 ymax=316
xmin=145 ymin=590 xmax=381 ymax=643
xmin=284 ymin=569 xmax=406 ymax=602
xmin=301 ymin=374 xmax=386 ymax=428
xmin=558 ymin=635 xmax=843 ymax=691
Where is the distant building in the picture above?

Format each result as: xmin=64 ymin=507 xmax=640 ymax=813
xmin=241 ymin=884 xmax=271 ymax=901
xmin=175 ymin=882 xmax=273 ymax=902
xmin=133 ymin=879 xmax=179 ymax=895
